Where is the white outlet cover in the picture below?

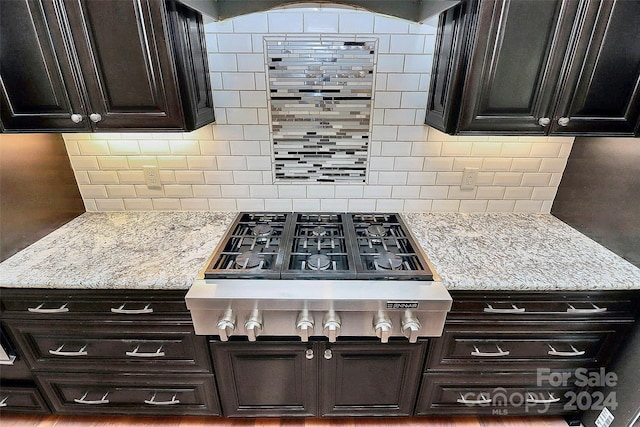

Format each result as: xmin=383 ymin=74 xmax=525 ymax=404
xmin=595 ymin=407 xmax=614 ymax=427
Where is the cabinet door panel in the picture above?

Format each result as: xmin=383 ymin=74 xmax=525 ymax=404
xmin=66 ymin=0 xmax=184 ymax=130
xmin=320 ymin=341 xmax=426 ymax=417
xmin=457 ymin=0 xmax=578 ymax=134
xmin=210 ymin=341 xmax=318 ymax=417
xmin=552 ymin=0 xmax=640 ymax=135
xmin=0 ymin=0 xmax=88 ymax=132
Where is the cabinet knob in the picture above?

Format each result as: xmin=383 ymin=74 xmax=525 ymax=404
xmin=244 ymin=309 xmax=263 ymax=342
xmin=322 ymin=311 xmax=341 ymax=343
xmin=373 ymin=313 xmax=392 ymax=343
xmin=305 ymin=349 xmax=314 ymax=360
xmin=70 ymin=114 xmax=83 ymax=123
xmin=558 ymin=117 xmax=570 ymax=126
xmin=401 ymin=312 xmax=422 ymax=343
xmin=296 ymin=310 xmax=314 ymax=342
xmin=537 ymin=117 xmax=550 ymax=126
xmin=323 ymin=349 xmax=333 ymax=360
xmin=89 ymin=113 xmax=102 ymax=123
xmin=216 ymin=309 xmax=236 ymax=342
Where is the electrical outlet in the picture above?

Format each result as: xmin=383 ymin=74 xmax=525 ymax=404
xmin=143 ymin=165 xmax=161 ymax=189
xmin=461 ymin=167 xmax=478 ymax=190
xmin=595 ymin=407 xmax=614 ymax=427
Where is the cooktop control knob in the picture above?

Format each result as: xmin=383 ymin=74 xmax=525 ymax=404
xmin=244 ymin=309 xmax=263 ymax=342
xmin=217 ymin=309 xmax=236 ymax=342
xmin=296 ymin=310 xmax=315 ymax=342
xmin=373 ymin=313 xmax=393 ymax=343
xmin=322 ymin=311 xmax=341 ymax=343
xmin=401 ymin=312 xmax=421 ymax=343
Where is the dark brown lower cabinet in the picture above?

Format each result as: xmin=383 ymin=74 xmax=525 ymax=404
xmin=210 ymin=339 xmax=427 ymax=418
xmin=0 ymin=385 xmax=49 ymax=414
xmin=416 ymin=373 xmax=577 ymax=416
xmin=37 ymin=373 xmax=220 ymax=416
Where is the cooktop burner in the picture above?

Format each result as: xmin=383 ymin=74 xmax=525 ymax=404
xmin=203 ymin=212 xmax=434 ymax=280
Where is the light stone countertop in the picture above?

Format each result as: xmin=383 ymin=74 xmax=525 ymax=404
xmin=1 ymin=211 xmax=639 ymax=291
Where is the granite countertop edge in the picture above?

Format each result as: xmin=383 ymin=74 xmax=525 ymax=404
xmin=1 ymin=211 xmax=639 ymax=292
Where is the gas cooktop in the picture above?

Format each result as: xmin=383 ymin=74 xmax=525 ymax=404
xmin=203 ymin=212 xmax=434 ymax=281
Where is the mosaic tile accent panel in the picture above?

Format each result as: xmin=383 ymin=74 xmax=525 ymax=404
xmin=266 ymin=37 xmax=376 ymax=182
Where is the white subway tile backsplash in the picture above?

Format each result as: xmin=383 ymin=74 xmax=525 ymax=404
xmin=66 ymin=7 xmax=574 ymax=214
xmin=157 ymin=156 xmax=189 ymax=169
xmin=374 ymin=15 xmax=409 ymax=34
xmin=339 ymin=12 xmax=374 ymax=33
xmin=233 ymin=13 xmax=269 ymax=33
xmin=78 ymin=140 xmax=110 ymax=155
xmin=268 ymin=12 xmax=304 ymax=32
xmin=218 ymin=34 xmax=253 ymax=52
xmin=88 ymin=171 xmax=119 ymax=184
xmin=389 ymin=35 xmax=425 ymax=54
xmin=96 ymin=199 xmax=125 ymax=211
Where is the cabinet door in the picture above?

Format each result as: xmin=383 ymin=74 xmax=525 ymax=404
xmin=64 ymin=0 xmax=185 ymax=131
xmin=0 ymin=0 xmax=89 ymax=132
xmin=319 ymin=341 xmax=426 ymax=417
xmin=456 ymin=0 xmax=579 ymax=134
xmin=210 ymin=341 xmax=318 ymax=417
xmin=551 ymin=0 xmax=640 ymax=135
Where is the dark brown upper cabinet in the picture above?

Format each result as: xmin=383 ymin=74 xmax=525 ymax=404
xmin=425 ymin=0 xmax=640 ymax=136
xmin=0 ymin=0 xmax=214 ymax=133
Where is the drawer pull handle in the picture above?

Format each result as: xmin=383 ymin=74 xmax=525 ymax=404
xmin=28 ymin=303 xmax=69 ymax=314
xmin=0 ymin=396 xmax=8 ymax=407
xmin=145 ymin=393 xmax=180 ymax=406
xmin=49 ymin=344 xmax=88 ymax=357
xmin=457 ymin=393 xmax=492 ymax=404
xmin=111 ymin=304 xmax=153 ymax=315
xmin=547 ymin=344 xmax=585 ymax=357
xmin=527 ymin=392 xmax=560 ymax=404
xmin=0 ymin=353 xmax=17 ymax=365
xmin=126 ymin=345 xmax=165 ymax=358
xmin=566 ymin=303 xmax=607 ymax=314
xmin=471 ymin=345 xmax=510 ymax=357
xmin=483 ymin=304 xmax=525 ymax=314
xmin=74 ymin=392 xmax=109 ymax=405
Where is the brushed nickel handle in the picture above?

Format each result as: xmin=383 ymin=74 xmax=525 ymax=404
xmin=74 ymin=391 xmax=109 ymax=405
xmin=457 ymin=393 xmax=492 ymax=404
xmin=471 ymin=344 xmax=510 ymax=357
xmin=0 ymin=343 xmax=16 ymax=365
xmin=89 ymin=113 xmax=102 ymax=123
xmin=483 ymin=304 xmax=525 ymax=314
xmin=526 ymin=392 xmax=560 ymax=404
xmin=558 ymin=117 xmax=570 ymax=126
xmin=144 ymin=393 xmax=180 ymax=406
xmin=70 ymin=113 xmax=83 ymax=123
xmin=538 ymin=117 xmax=550 ymax=126
xmin=305 ymin=349 xmax=314 ymax=360
xmin=49 ymin=344 xmax=88 ymax=357
xmin=111 ymin=304 xmax=153 ymax=314
xmin=0 ymin=396 xmax=8 ymax=407
xmin=323 ymin=349 xmax=333 ymax=360
xmin=28 ymin=303 xmax=69 ymax=314
xmin=547 ymin=344 xmax=585 ymax=357
xmin=125 ymin=345 xmax=165 ymax=358
xmin=566 ymin=303 xmax=607 ymax=314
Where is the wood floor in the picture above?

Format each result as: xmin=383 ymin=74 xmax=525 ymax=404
xmin=0 ymin=414 xmax=569 ymax=427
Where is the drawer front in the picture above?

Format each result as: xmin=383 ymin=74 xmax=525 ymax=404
xmin=448 ymin=292 xmax=637 ymax=320
xmin=37 ymin=373 xmax=220 ymax=416
xmin=416 ymin=373 xmax=577 ymax=416
xmin=0 ymin=385 xmax=49 ymax=414
xmin=6 ymin=320 xmax=211 ymax=373
xmin=427 ymin=323 xmax=629 ymax=371
xmin=1 ymin=290 xmax=188 ymax=318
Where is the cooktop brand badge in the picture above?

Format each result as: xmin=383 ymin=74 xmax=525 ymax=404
xmin=386 ymin=301 xmax=419 ymax=309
